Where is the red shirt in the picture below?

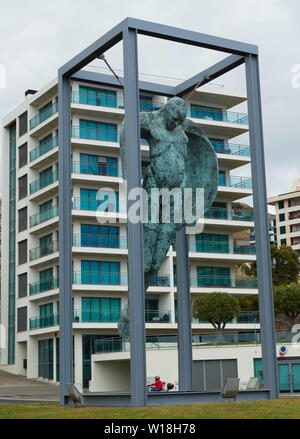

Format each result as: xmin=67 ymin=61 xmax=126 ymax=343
xmin=150 ymin=379 xmax=163 ymax=390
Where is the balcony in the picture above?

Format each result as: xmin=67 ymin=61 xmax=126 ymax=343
xmin=71 ymin=126 xmax=119 ymax=143
xmin=72 ymin=161 xmax=121 ymax=178
xmin=191 ymin=311 xmax=260 ymax=324
xmin=29 ymin=278 xmax=59 ymax=295
xmin=219 ymin=175 xmax=252 ymax=189
xmin=29 ymin=241 xmax=59 ymax=261
xmin=73 ymin=234 xmax=127 ymax=249
xmin=73 ymin=308 xmax=120 ymax=323
xmin=149 ymin=276 xmax=170 ymax=287
xmin=145 ymin=310 xmax=171 ymax=323
xmin=30 ymin=205 xmax=58 ymax=228
xmin=189 ymin=241 xmax=256 ymax=255
xmin=29 ymin=170 xmax=58 ymax=195
xmin=72 ymin=197 xmax=119 ymax=212
xmin=188 ymin=276 xmax=258 ymax=289
xmin=30 ymin=136 xmax=58 ymax=162
xmin=204 ymin=207 xmax=254 ymax=222
xmin=30 ymin=102 xmax=58 ymax=130
xmin=211 ymin=141 xmax=250 ymax=157
xmin=190 ymin=106 xmax=248 ymax=125
xmin=72 ymin=271 xmax=128 ymax=286
xmin=29 ymin=313 xmax=59 ymax=330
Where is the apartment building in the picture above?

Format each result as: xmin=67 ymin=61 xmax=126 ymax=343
xmin=1 ymin=71 xmax=258 ymax=389
xmin=268 ymin=178 xmax=300 ymax=258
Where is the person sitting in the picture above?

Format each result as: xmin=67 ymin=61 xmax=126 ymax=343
xmin=148 ymin=375 xmax=163 ymax=392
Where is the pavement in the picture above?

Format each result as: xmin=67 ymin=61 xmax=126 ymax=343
xmin=0 ymin=370 xmax=59 ymax=403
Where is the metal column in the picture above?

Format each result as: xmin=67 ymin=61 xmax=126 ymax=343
xmin=176 ymin=227 xmax=193 ymax=390
xmin=123 ymin=27 xmax=147 ymax=406
xmin=58 ymin=74 xmax=73 ymax=405
xmin=245 ymin=54 xmax=279 ymax=399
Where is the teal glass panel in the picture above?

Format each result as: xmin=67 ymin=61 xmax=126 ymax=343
xmin=292 ymin=364 xmax=300 ymax=392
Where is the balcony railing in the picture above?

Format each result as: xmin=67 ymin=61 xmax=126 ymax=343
xmin=30 ymin=102 xmax=58 ymax=130
xmin=73 ymin=308 xmax=121 ymax=323
xmin=73 ymin=234 xmax=127 ymax=249
xmin=72 ymin=161 xmax=121 ymax=177
xmin=71 ymin=126 xmax=119 ymax=142
xmin=30 ymin=136 xmax=58 ymax=161
xmin=149 ymin=276 xmax=170 ymax=287
xmin=190 ymin=106 xmax=248 ymax=125
xmin=204 ymin=207 xmax=254 ymax=222
xmin=29 ymin=170 xmax=58 ymax=194
xmin=29 ymin=278 xmax=59 ymax=295
xmin=30 ymin=313 xmax=59 ymax=330
xmin=188 ymin=276 xmax=258 ymax=289
xmin=210 ymin=142 xmax=250 ymax=157
xmin=72 ymin=271 xmax=128 ymax=286
xmin=219 ymin=175 xmax=252 ymax=189
xmin=29 ymin=241 xmax=59 ymax=261
xmin=191 ymin=311 xmax=260 ymax=324
xmin=145 ymin=310 xmax=171 ymax=323
xmin=72 ymin=197 xmax=119 ymax=212
xmin=30 ymin=205 xmax=59 ymax=228
xmin=189 ymin=241 xmax=256 ymax=255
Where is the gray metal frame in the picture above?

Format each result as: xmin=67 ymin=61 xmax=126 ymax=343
xmin=58 ymin=17 xmax=279 ymax=406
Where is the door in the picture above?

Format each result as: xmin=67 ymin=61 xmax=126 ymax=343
xmin=291 ymin=363 xmax=300 ymax=392
xmin=278 ymin=364 xmax=290 ymax=392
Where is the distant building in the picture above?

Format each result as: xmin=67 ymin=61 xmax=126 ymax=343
xmin=268 ymin=178 xmax=300 ymax=258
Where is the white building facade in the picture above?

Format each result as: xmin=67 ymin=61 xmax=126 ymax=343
xmin=1 ymin=73 xmax=259 ymax=389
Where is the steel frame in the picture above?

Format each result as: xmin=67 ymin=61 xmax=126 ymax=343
xmin=58 ymin=17 xmax=278 ymax=406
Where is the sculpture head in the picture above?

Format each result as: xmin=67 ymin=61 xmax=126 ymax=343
xmin=162 ymin=97 xmax=187 ymax=130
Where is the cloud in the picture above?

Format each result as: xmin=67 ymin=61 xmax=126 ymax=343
xmin=0 ymin=0 xmax=299 ymax=197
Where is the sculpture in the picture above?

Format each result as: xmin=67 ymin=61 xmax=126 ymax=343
xmin=120 ymin=96 xmax=218 ymax=289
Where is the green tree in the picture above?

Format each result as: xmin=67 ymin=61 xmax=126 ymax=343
xmin=274 ymin=283 xmax=300 ymax=329
xmin=192 ymin=292 xmax=240 ymax=343
xmin=241 ymin=245 xmax=299 ymax=287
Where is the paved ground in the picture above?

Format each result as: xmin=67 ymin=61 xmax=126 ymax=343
xmin=0 ymin=370 xmax=59 ymax=402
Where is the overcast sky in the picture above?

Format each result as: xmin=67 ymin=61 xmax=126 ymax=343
xmin=0 ymin=0 xmax=299 ymax=201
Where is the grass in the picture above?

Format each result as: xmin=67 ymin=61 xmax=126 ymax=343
xmin=0 ymin=398 xmax=300 ymax=419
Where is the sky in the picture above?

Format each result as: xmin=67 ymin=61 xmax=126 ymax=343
xmin=0 ymin=0 xmax=299 ymax=201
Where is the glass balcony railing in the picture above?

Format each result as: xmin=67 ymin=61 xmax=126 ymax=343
xmin=30 ymin=136 xmax=58 ymax=161
xmin=149 ymin=276 xmax=170 ymax=287
xmin=30 ymin=102 xmax=58 ymax=130
xmin=191 ymin=311 xmax=260 ymax=325
xmin=29 ymin=241 xmax=59 ymax=261
xmin=72 ymin=161 xmax=121 ymax=177
xmin=95 ymin=332 xmax=263 ymax=354
xmin=145 ymin=310 xmax=171 ymax=323
xmin=73 ymin=234 xmax=127 ymax=249
xmin=71 ymin=126 xmax=119 ymax=142
xmin=29 ymin=170 xmax=58 ymax=194
xmin=72 ymin=197 xmax=119 ymax=212
xmin=204 ymin=207 xmax=254 ymax=222
xmin=210 ymin=142 xmax=250 ymax=157
xmin=188 ymin=276 xmax=258 ymax=289
xmin=189 ymin=241 xmax=256 ymax=255
xmin=30 ymin=314 xmax=59 ymax=330
xmin=73 ymin=308 xmax=121 ymax=323
xmin=72 ymin=271 xmax=128 ymax=286
xmin=219 ymin=176 xmax=252 ymax=189
xmin=29 ymin=205 xmax=59 ymax=228
xmin=29 ymin=278 xmax=59 ymax=295
xmin=190 ymin=106 xmax=248 ymax=125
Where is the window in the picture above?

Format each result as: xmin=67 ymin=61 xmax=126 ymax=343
xmin=79 ymin=120 xmax=117 ymax=142
xmin=17 ymin=307 xmax=27 ymax=332
xmin=191 ymin=104 xmax=223 ymax=121
xmin=281 ymin=239 xmax=287 ymax=246
xmin=279 ymin=213 xmax=285 ymax=222
xmin=196 ymin=234 xmax=228 ymax=253
xmin=18 ymin=273 xmax=27 ymax=298
xmin=208 ymin=138 xmax=229 ymax=154
xmin=19 ymin=111 xmax=28 ymax=137
xmin=39 ymin=303 xmax=54 ymax=328
xmin=79 ymin=86 xmax=117 ymax=107
xmin=39 ymin=166 xmax=54 ymax=189
xmin=140 ymin=95 xmax=152 ymax=111
xmin=280 ymin=226 xmax=286 ymax=235
xmin=278 ymin=201 xmax=284 ymax=209
xmin=39 ymin=199 xmax=54 ymax=223
xmin=218 ymin=170 xmax=226 ymax=186
xmin=18 ymin=174 xmax=27 ymax=200
xmin=18 ymin=207 xmax=27 ymax=232
xmin=197 ymin=266 xmax=231 ymax=287
xmin=39 ymin=234 xmax=53 ymax=257
xmin=81 ymin=297 xmax=120 ymax=322
xmin=80 ymin=224 xmax=119 ymax=248
xmin=38 ymin=339 xmax=53 ymax=380
xmin=81 ymin=260 xmax=120 ymax=285
xmin=79 ymin=154 xmax=118 ymax=177
xmin=206 ymin=202 xmax=227 ymax=219
xmin=80 ymin=188 xmax=118 ymax=212
xmin=18 ymin=143 xmax=27 ymax=168
xmin=39 ymin=268 xmax=55 ymax=292
xmin=145 ymin=299 xmax=159 ymax=322
xmin=18 ymin=240 xmax=27 ymax=265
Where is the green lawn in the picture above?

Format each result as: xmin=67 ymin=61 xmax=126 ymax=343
xmin=0 ymin=398 xmax=300 ymax=419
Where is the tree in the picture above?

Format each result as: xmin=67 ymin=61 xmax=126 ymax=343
xmin=241 ymin=245 xmax=299 ymax=287
xmin=192 ymin=292 xmax=240 ymax=341
xmin=274 ymin=283 xmax=300 ymax=329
